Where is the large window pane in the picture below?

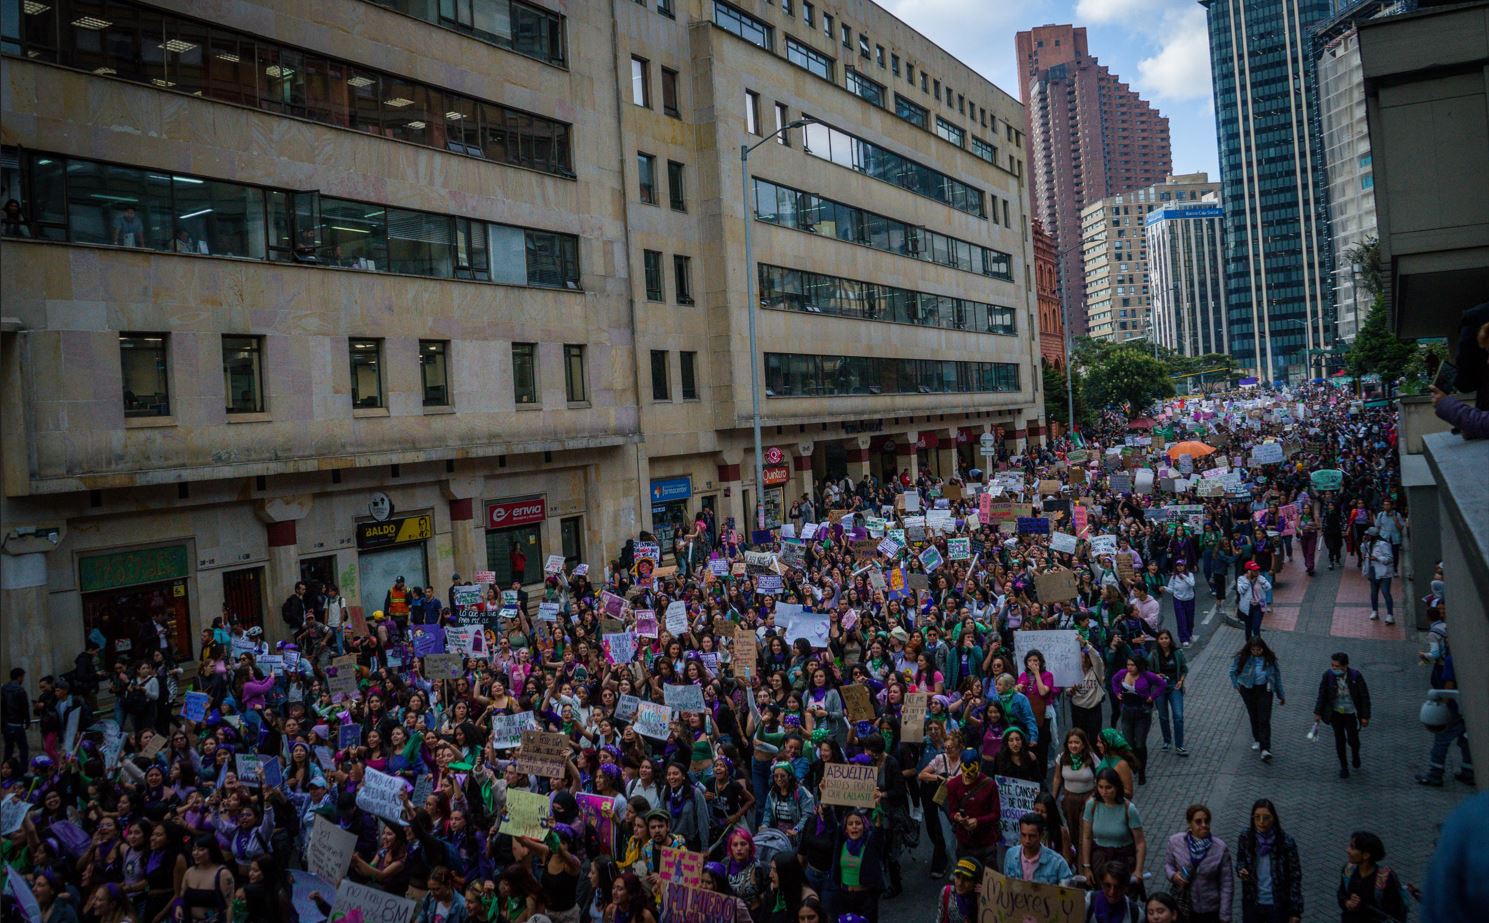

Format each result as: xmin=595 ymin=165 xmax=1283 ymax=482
xmin=386 ymin=207 xmax=453 ymax=277
xmin=120 ymin=333 xmax=170 ymax=417
xmin=489 ymin=223 xmax=526 ymax=285
xmin=222 ymin=335 xmax=264 ymax=413
xmin=171 ymin=177 xmax=265 ymax=258
xmin=257 ymin=44 xmax=306 ymax=116
xmin=512 ymin=342 xmax=537 ymax=404
xmin=349 ymin=338 xmax=383 ymax=408
xmin=162 ymin=18 xmax=208 ymax=96
xmin=64 ymin=160 xmax=170 ymax=249
xmin=206 ymin=31 xmax=255 ymax=106
xmin=525 ymin=230 xmax=578 ymax=288
xmin=320 ymin=197 xmax=387 ymax=269
xmin=420 ymin=339 xmax=450 ymax=406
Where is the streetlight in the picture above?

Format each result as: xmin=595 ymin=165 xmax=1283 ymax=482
xmin=742 ymin=116 xmax=815 ymax=530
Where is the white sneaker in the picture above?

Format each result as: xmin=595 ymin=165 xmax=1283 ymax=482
xmin=1369 ymin=611 xmax=1380 ymax=621
xmin=1386 ymin=615 xmax=1395 ymax=625
xmin=1251 ymin=741 xmax=1261 ymax=751
xmin=1261 ymin=749 xmax=1273 ymax=762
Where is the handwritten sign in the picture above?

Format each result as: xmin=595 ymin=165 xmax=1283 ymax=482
xmin=615 ymin=694 xmax=641 ymax=723
xmin=604 ymin=631 xmax=638 ymax=664
xmin=355 ymin=767 xmax=409 ymax=825
xmin=782 ymin=611 xmax=831 ymax=647
xmin=732 ymin=628 xmax=757 ymax=679
xmin=1013 ymin=630 xmax=1084 ymax=687
xmin=995 ymin=775 xmax=1043 ymax=847
xmin=491 ymin=711 xmax=537 ymax=749
xmin=980 ymin=868 xmax=1085 ymax=923
xmin=659 ymin=846 xmax=706 ymax=889
xmin=820 ymin=762 xmax=878 ymax=808
xmin=307 ymin=815 xmax=358 ymax=885
xmin=634 ymin=701 xmax=674 ymax=740
xmin=331 ymin=879 xmax=417 ymax=923
xmin=1090 ymin=535 xmax=1117 ymax=557
xmin=423 ymin=652 xmax=463 ymax=680
xmin=1016 ymin=516 xmax=1050 ymax=535
xmin=901 ymin=692 xmax=929 ymax=743
xmin=665 ymin=601 xmax=689 ymax=635
xmin=515 ymin=730 xmax=571 ymax=778
xmin=502 ymin=788 xmax=550 ymax=839
xmin=841 ymin=683 xmax=875 ymax=723
xmin=661 ymin=882 xmax=737 ymax=923
xmin=663 ymin=683 xmax=706 ymax=714
xmin=1049 ymin=532 xmax=1077 ymax=555
xmin=181 ymin=691 xmax=210 ymax=722
xmin=0 ymin=796 xmax=30 ymax=837
xmin=947 ymin=537 xmax=971 ymax=560
xmin=1033 ymin=570 xmax=1078 ymax=603
xmin=919 ymin=545 xmax=944 ymax=573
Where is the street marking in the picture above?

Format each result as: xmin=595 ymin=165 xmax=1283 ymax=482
xmin=1203 ymin=603 xmax=1219 ymax=625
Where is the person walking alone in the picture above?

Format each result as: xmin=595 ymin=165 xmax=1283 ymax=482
xmin=1361 ymin=528 xmax=1396 ymax=625
xmin=1311 ymin=652 xmax=1371 ymax=779
xmin=1165 ymin=561 xmax=1197 ymax=648
xmin=1372 ymin=500 xmax=1405 ymax=576
xmin=1235 ymin=562 xmax=1271 ymax=641
xmin=1322 ymin=498 xmax=1345 ymax=571
xmin=1229 ymin=637 xmax=1285 ymax=763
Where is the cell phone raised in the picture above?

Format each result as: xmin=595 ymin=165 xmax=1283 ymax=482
xmin=1431 ymin=360 xmax=1457 ymax=394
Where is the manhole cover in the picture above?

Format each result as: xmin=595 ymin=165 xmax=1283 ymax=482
xmin=1365 ymin=662 xmax=1405 ymax=673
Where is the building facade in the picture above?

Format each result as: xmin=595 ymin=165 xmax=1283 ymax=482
xmin=1016 ymin=23 xmax=1172 ymax=340
xmin=0 ymin=0 xmax=1042 ymax=679
xmin=1146 ymin=200 xmax=1230 ymax=358
xmin=1080 ymin=173 xmax=1220 ymax=343
xmin=1204 ymin=0 xmax=1335 ymax=382
xmin=1033 ymin=219 xmax=1064 ymax=368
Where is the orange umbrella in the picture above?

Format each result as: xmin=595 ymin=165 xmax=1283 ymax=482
xmin=1166 ymin=440 xmax=1216 ymax=460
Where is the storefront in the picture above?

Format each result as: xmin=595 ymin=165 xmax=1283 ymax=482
xmin=763 ymin=464 xmax=790 ymax=527
xmin=78 ymin=543 xmax=195 ymax=666
xmin=485 ymin=496 xmax=546 ymax=586
xmin=649 ymin=476 xmax=692 ymax=548
xmin=355 ymin=513 xmax=431 ymax=619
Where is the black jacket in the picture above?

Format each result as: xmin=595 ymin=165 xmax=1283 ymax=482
xmin=1 ymin=681 xmax=29 ymax=726
xmin=1313 ymin=668 xmax=1371 ymax=723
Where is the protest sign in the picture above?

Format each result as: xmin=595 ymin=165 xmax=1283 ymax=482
xmin=995 ymin=775 xmax=1043 ymax=847
xmin=452 ymin=586 xmax=482 ymax=608
xmin=423 ymin=652 xmax=463 ymax=680
xmin=1016 ymin=516 xmax=1050 ymax=535
xmin=1013 ymin=629 xmax=1083 ymax=687
xmin=947 ymin=537 xmax=971 ymax=560
xmin=841 ymin=683 xmax=875 ymax=723
xmin=665 ymin=601 xmax=689 ymax=635
xmin=575 ymin=792 xmax=618 ymax=856
xmin=901 ymin=692 xmax=929 ymax=743
xmin=502 ymin=788 xmax=550 ymax=839
xmin=979 ymin=868 xmax=1085 ymax=923
xmin=355 ymin=767 xmax=409 ymax=826
xmin=732 ymin=628 xmax=758 ymax=679
xmin=235 ymin=753 xmax=264 ymax=786
xmin=1049 ymin=532 xmax=1077 ymax=555
xmin=661 ymin=882 xmax=737 ymax=923
xmin=544 ymin=554 xmax=566 ymax=575
xmin=919 ymin=545 xmax=944 ymax=573
xmin=330 ymin=881 xmax=416 ymax=923
xmin=1110 ymin=473 xmax=1132 ymax=493
xmin=1036 ymin=478 xmax=1061 ymax=496
xmin=851 ymin=538 xmax=878 ymax=560
xmin=288 ymin=871 xmax=331 ymax=923
xmin=327 ymin=666 xmax=358 ymax=702
xmin=663 ymin=683 xmax=707 ymax=713
xmin=1251 ymin=442 xmax=1285 ymax=465
xmin=600 ymin=591 xmax=626 ymax=617
xmin=634 ymin=610 xmax=659 ymax=638
xmin=1069 ymin=467 xmax=1087 ymax=487
xmin=634 ymin=701 xmax=674 ymax=739
xmin=445 ymin=625 xmax=484 ymax=656
xmin=907 ymin=573 xmax=930 ymax=591
xmin=783 ymin=611 xmax=831 ymax=647
xmin=473 ymin=570 xmax=496 ymax=584
xmin=1311 ymin=469 xmax=1343 ymax=492
xmin=615 ymin=694 xmax=641 ymax=723
xmin=5 ymin=861 xmax=42 ymax=923
xmin=708 ymin=558 xmax=730 ymax=578
xmin=0 ymin=796 xmax=30 ymax=837
xmin=756 ymin=574 xmax=783 ymax=595
xmin=490 ymin=711 xmax=537 ymax=749
xmin=1033 ymin=569 xmax=1078 ymax=603
xmin=338 ymin=723 xmax=362 ymax=749
xmin=410 ymin=626 xmax=445 ymax=657
xmin=307 ymin=815 xmax=358 ymax=885
xmin=901 ymin=491 xmax=920 ymax=512
xmin=819 ymin=762 xmax=878 ymax=808
xmin=515 ymin=730 xmax=571 ymax=778
xmin=659 ymin=846 xmax=706 ymax=889
xmin=1117 ymin=555 xmax=1136 ymax=582
xmin=181 ymin=691 xmax=209 ymax=722
xmin=876 ymin=536 xmax=903 ymax=558
xmin=778 ymin=541 xmax=806 ymax=570
xmin=534 ymin=602 xmax=560 ymax=623
xmin=603 ymin=631 xmax=638 ymax=665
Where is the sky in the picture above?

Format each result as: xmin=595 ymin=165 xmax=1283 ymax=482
xmin=884 ymin=0 xmax=1220 ymax=178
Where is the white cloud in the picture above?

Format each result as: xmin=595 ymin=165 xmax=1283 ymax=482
xmin=1074 ymin=0 xmax=1167 ymax=24
xmin=1136 ymin=7 xmax=1212 ymax=101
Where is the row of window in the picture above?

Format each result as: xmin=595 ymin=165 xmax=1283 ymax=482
xmin=757 ymin=264 xmax=1017 ymax=336
xmin=765 ymin=353 xmax=1020 ymax=398
xmin=1 ymin=0 xmax=573 ymax=176
xmin=642 ymin=250 xmax=693 ymax=304
xmin=752 ymin=178 xmax=1012 ymax=280
xmin=649 ymin=349 xmax=699 ymax=402
xmin=0 ymin=149 xmax=581 ymax=289
xmin=800 ymin=118 xmax=985 ymax=218
xmin=630 ymin=56 xmax=681 ymax=117
xmin=119 ymin=333 xmax=588 ymax=419
xmin=636 ymin=154 xmax=687 ymax=210
xmin=363 ymin=0 xmax=565 ymax=65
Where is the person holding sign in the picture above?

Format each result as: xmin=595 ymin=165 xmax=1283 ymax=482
xmin=825 ymin=807 xmax=887 ymax=923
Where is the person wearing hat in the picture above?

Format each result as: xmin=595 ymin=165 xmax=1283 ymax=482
xmin=937 ymin=856 xmax=983 ymax=923
xmin=943 ymin=747 xmax=1000 ymax=867
xmin=385 ymin=576 xmax=412 ymax=627
xmin=1001 ymin=813 xmax=1072 ymax=884
xmin=1361 ymin=526 xmax=1396 ymax=625
xmin=1234 ymin=560 xmax=1271 ymax=641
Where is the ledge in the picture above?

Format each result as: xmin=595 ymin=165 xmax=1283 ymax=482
xmin=1421 ymin=430 xmax=1489 ymax=601
xmin=352 ymin=407 xmax=391 ymax=419
xmin=226 ymin=412 xmax=273 ymax=424
xmin=124 ymin=416 xmax=176 ymax=429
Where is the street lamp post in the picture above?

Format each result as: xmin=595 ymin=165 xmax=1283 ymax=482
xmin=742 ymin=117 xmax=815 ymax=530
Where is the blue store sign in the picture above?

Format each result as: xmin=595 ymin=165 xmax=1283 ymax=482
xmin=650 ymin=476 xmax=693 ymax=504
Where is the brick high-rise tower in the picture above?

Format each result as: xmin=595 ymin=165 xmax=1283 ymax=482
xmin=1016 ymin=24 xmax=1172 ymax=338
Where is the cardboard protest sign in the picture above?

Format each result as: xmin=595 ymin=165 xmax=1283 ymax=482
xmin=423 ymin=652 xmax=463 ymax=680
xmin=491 ymin=711 xmax=537 ymax=749
xmin=995 ymin=776 xmax=1043 ymax=847
xmin=852 ymin=538 xmax=879 ymax=560
xmin=1117 ymin=555 xmax=1136 ymax=582
xmin=327 ymin=666 xmax=358 ymax=702
xmin=732 ymin=628 xmax=758 ymax=678
xmin=659 ymin=846 xmax=706 ymax=889
xmin=841 ymin=684 xmax=875 ymax=723
xmin=1013 ymin=629 xmax=1084 ymax=687
xmin=307 ymin=815 xmax=358 ymax=885
xmin=1049 ymin=532 xmax=1077 ymax=555
xmin=661 ymin=882 xmax=737 ymax=923
xmin=1069 ymin=467 xmax=1087 ymax=487
xmin=502 ymin=788 xmax=550 ymax=839
xmin=355 ymin=767 xmax=409 ymax=825
xmin=1034 ymin=569 xmax=1078 ymax=603
xmin=1037 ymin=478 xmax=1061 ymax=496
xmin=979 ymin=868 xmax=1085 ymax=923
xmin=515 ymin=730 xmax=571 ymax=778
xmin=663 ymin=683 xmax=707 ymax=713
xmin=819 ymin=762 xmax=878 ymax=808
xmin=634 ymin=701 xmax=674 ymax=739
xmin=331 ymin=879 xmax=417 ymax=923
xmin=907 ymin=573 xmax=930 ymax=591
xmin=615 ymin=694 xmax=641 ymax=723
xmin=901 ymin=692 xmax=930 ymax=743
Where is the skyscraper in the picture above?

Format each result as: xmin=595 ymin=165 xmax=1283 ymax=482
xmin=1148 ymin=199 xmax=1230 ymax=358
xmin=1016 ymin=24 xmax=1173 ymax=339
xmin=1204 ymin=0 xmax=1335 ymax=381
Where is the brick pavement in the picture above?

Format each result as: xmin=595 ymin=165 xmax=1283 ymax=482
xmin=892 ymin=552 xmax=1473 ymax=919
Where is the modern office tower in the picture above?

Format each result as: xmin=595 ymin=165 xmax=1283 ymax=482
xmin=1080 ymin=173 xmax=1221 ymax=343
xmin=1147 ymin=198 xmax=1230 ymax=358
xmin=0 ymin=0 xmax=1041 ymax=676
xmin=1203 ymin=0 xmax=1335 ymax=381
xmin=1016 ymin=23 xmax=1173 ymax=338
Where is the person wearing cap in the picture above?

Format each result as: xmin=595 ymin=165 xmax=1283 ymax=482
xmin=1234 ymin=560 xmax=1271 ymax=641
xmin=1360 ymin=527 xmax=1396 ymax=625
xmin=1002 ymin=813 xmax=1072 ymax=885
xmin=385 ymin=576 xmax=412 ymax=627
xmin=943 ymin=747 xmax=999 ymax=867
xmin=936 ymin=856 xmax=982 ymax=923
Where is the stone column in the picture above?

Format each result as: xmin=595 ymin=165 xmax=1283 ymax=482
xmin=1028 ymin=418 xmax=1046 ymax=450
xmin=847 ymin=437 xmax=872 ymax=484
xmin=896 ymin=433 xmax=918 ymax=482
xmin=1 ymin=532 xmax=61 ymax=688
xmin=1008 ymin=424 xmax=1028 ymax=456
xmin=934 ymin=428 xmax=959 ymax=480
xmin=792 ymin=442 xmax=815 ymax=510
xmin=716 ymin=462 xmax=743 ymax=535
xmin=257 ymin=495 xmax=311 ymax=646
xmin=442 ymin=476 xmax=484 ymax=583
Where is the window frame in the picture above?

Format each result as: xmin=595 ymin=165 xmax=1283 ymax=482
xmin=419 ymin=338 xmax=451 ymax=408
xmin=679 ymin=350 xmax=699 ymax=400
xmin=673 ymin=254 xmax=693 ymax=305
xmin=563 ymin=343 xmax=587 ymax=403
xmin=348 ymin=337 xmax=385 ymax=410
xmin=631 ymin=55 xmax=651 ymax=108
xmin=222 ymin=334 xmax=265 ymax=415
xmin=650 ymin=349 xmax=671 ymax=401
xmin=511 ymin=341 xmax=538 ymax=405
xmin=119 ymin=332 xmax=172 ymax=418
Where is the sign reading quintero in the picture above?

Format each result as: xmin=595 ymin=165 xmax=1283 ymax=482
xmin=487 ymin=497 xmax=546 ymax=530
xmin=763 ymin=465 xmax=791 ymax=487
xmin=355 ymin=514 xmax=433 ymax=550
xmin=79 ymin=544 xmax=190 ymax=594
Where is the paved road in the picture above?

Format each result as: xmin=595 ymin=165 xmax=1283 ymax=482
xmin=890 ymin=550 xmax=1474 ymax=917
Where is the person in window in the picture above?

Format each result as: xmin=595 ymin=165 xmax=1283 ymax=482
xmin=173 ymin=229 xmax=198 ymax=254
xmin=1 ymin=199 xmax=30 ymax=238
xmin=112 ymin=206 xmax=146 ymax=247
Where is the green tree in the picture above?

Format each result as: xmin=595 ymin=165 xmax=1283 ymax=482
xmin=1347 ymin=294 xmax=1416 ymax=388
xmin=1082 ymin=343 xmax=1173 ymax=412
xmin=1345 ymin=237 xmax=1384 ymax=299
xmin=1042 ymin=361 xmax=1090 ymax=428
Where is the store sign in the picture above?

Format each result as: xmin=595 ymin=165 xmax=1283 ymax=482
xmin=368 ymin=492 xmax=394 ymax=522
xmin=763 ymin=446 xmax=784 ymax=466
xmin=486 ymin=497 xmax=546 ymax=529
xmin=355 ymin=514 xmax=433 ymax=550
xmin=762 ymin=465 xmax=791 ymax=487
xmin=79 ymin=544 xmax=190 ymax=594
xmin=649 ymin=476 xmax=692 ymax=504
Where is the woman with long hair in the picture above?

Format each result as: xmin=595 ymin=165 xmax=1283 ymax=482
xmin=1151 ymin=630 xmax=1188 ymax=757
xmin=584 ymin=856 xmax=620 ymax=923
xmin=990 ymin=726 xmax=1042 ymax=784
xmin=603 ymin=872 xmax=656 ymax=923
xmin=176 ymin=836 xmax=234 ymax=923
xmin=1093 ymin=729 xmax=1137 ymax=799
xmin=1052 ymin=728 xmax=1096 ymax=846
xmin=1234 ymin=799 xmax=1303 ymax=923
xmin=1228 ymin=636 xmax=1285 ymax=762
xmin=1079 ymin=768 xmax=1146 ymax=901
xmin=762 ymin=851 xmax=819 ymax=923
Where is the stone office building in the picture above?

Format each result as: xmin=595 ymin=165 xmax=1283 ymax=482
xmin=0 ymin=0 xmax=1043 ymax=677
